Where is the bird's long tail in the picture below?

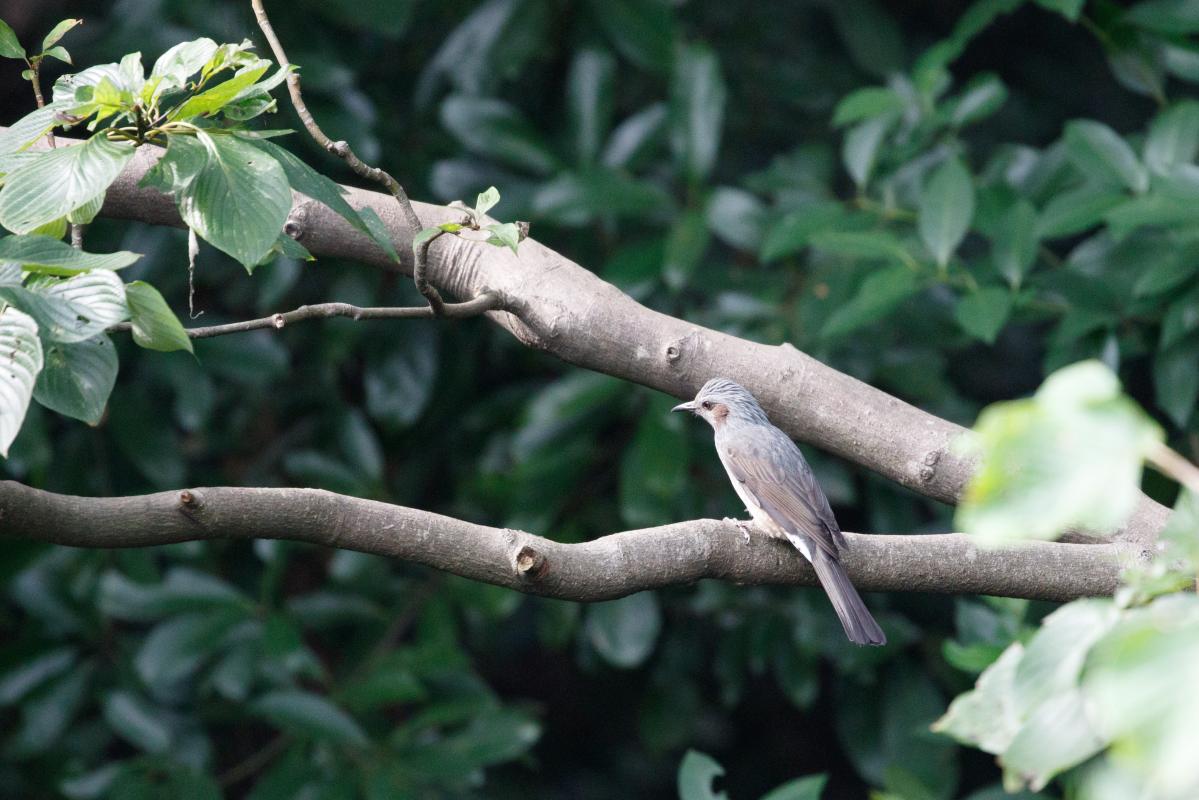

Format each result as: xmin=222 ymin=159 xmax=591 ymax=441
xmin=809 ymin=548 xmax=886 ymax=646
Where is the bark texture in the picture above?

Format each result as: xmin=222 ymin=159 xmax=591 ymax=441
xmin=0 ymin=482 xmax=1130 ymax=602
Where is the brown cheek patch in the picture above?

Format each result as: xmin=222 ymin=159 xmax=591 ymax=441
xmin=713 ymin=403 xmax=730 ymax=422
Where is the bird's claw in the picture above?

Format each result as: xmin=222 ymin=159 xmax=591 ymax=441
xmin=723 ymin=517 xmax=754 ymax=544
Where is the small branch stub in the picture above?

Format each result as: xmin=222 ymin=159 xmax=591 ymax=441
xmin=179 ymin=489 xmax=200 ymax=509
xmin=515 ymin=545 xmax=548 ymax=580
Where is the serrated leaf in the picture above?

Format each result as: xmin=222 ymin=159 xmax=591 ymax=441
xmin=40 ymin=19 xmax=80 ymax=53
xmin=1064 ymin=120 xmax=1148 ymax=193
xmin=955 ymin=286 xmax=1013 ymax=343
xmin=919 ymin=156 xmax=975 ymax=268
xmin=0 ymin=18 xmax=25 ymax=59
xmin=34 ymin=334 xmax=118 ymax=424
xmin=0 ymin=307 xmax=43 ymax=457
xmin=0 ymin=234 xmax=139 ymax=275
xmin=125 ymin=281 xmax=192 ymax=353
xmin=677 ymin=750 xmax=728 ymax=800
xmin=0 ymin=134 xmax=134 ymax=234
xmin=250 ymin=690 xmax=368 ymax=746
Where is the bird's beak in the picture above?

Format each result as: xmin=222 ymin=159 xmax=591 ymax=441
xmin=671 ymin=400 xmax=697 ymax=414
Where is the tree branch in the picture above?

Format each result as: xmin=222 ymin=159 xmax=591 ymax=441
xmin=3 ymin=124 xmax=1170 ymax=548
xmin=107 ymin=293 xmax=500 ymax=339
xmin=248 ymin=0 xmax=446 ymax=314
xmin=0 ymin=481 xmax=1130 ymax=603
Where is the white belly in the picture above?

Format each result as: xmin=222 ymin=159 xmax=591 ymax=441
xmin=718 ymin=454 xmax=813 ymax=562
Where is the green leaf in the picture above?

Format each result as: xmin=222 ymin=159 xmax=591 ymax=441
xmin=950 ymin=73 xmax=1008 ymax=127
xmin=585 ymin=592 xmax=661 ymax=668
xmin=33 ymin=334 xmax=118 ymax=424
xmin=760 ymin=202 xmax=846 ymax=263
xmin=0 ymin=307 xmax=43 ymax=457
xmin=568 ymin=48 xmax=616 ymax=165
xmin=1125 ymin=0 xmax=1199 ymax=33
xmin=1002 ymin=689 xmax=1107 ymax=791
xmin=1133 ymin=253 xmax=1198 ymax=296
xmin=440 ymin=95 xmax=560 ymax=175
xmin=759 ymin=774 xmax=828 ymax=800
xmin=663 ymin=207 xmax=710 ymax=289
xmin=991 ymin=200 xmax=1038 ymax=288
xmin=1063 ymin=120 xmax=1148 ymax=193
xmin=829 ymin=0 xmax=906 ymax=79
xmin=40 ymin=18 xmax=80 ymax=52
xmin=102 ymin=690 xmax=171 ymax=754
xmin=147 ymin=131 xmax=292 ymax=269
xmin=955 ymin=286 xmax=1013 ymax=344
xmin=934 ymin=643 xmax=1025 ymax=753
xmin=236 ymin=137 xmax=395 ymax=261
xmin=832 ymin=87 xmax=903 ymax=127
xmin=588 ymin=0 xmax=676 ymax=73
xmin=822 ymin=265 xmax=922 ymax=338
xmin=125 ymin=281 xmax=193 ymax=353
xmin=810 ymin=230 xmax=911 ymax=264
xmin=602 ymin=103 xmax=669 ymax=169
xmin=0 ymin=135 xmax=135 ymax=234
xmin=475 ymin=185 xmax=501 ymax=218
xmin=250 ymin=689 xmax=368 ymax=746
xmin=0 ymin=18 xmax=25 ymax=59
xmin=1144 ymin=101 xmax=1199 ymax=174
xmin=1033 ymin=0 xmax=1085 ymax=21
xmin=0 ymin=647 xmax=75 ymax=705
xmin=705 ymin=187 xmax=766 ymax=252
xmin=0 ymin=234 xmax=140 ymax=275
xmin=955 ymin=360 xmax=1163 ymax=543
xmin=41 ymin=45 xmax=70 ymax=65
xmin=677 ymin=750 xmax=728 ymax=800
xmin=842 ymin=113 xmax=896 ymax=188
xmin=172 ymin=61 xmax=269 ymax=119
xmin=670 ymin=44 xmax=727 ymax=184
xmin=1161 ymin=284 xmax=1199 ymax=348
xmin=1035 ymin=185 xmax=1125 ymax=239
xmin=0 ymin=269 xmax=128 ymax=343
xmin=0 ymin=104 xmax=63 ymax=156
xmin=484 ymin=222 xmax=521 ymax=253
xmin=619 ymin=396 xmax=688 ymax=526
xmin=1154 ymin=340 xmax=1199 ymax=427
xmin=145 ymin=37 xmax=218 ymax=99
xmin=919 ymin=156 xmax=975 ymax=268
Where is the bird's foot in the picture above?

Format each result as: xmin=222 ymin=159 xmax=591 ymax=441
xmin=723 ymin=517 xmax=754 ymax=544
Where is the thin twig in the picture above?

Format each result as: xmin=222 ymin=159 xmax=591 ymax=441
xmin=108 ymin=292 xmax=499 ymax=339
xmin=1147 ymin=441 xmax=1199 ymax=497
xmin=249 ymin=0 xmax=446 ymax=313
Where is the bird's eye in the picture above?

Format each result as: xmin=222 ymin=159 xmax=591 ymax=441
xmin=701 ymin=401 xmax=713 ymax=410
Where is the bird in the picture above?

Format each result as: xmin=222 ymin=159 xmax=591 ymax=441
xmin=672 ymin=378 xmax=886 ymax=646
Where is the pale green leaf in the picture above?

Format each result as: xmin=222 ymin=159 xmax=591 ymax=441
xmin=125 ymin=281 xmax=193 ymax=353
xmin=0 ymin=234 xmax=139 ymax=275
xmin=955 ymin=286 xmax=1013 ymax=343
xmin=585 ymin=592 xmax=661 ymax=669
xmin=919 ymin=156 xmax=975 ymax=268
xmin=1064 ymin=120 xmax=1148 ymax=193
xmin=40 ymin=19 xmax=80 ymax=53
xmin=0 ymin=135 xmax=134 ymax=234
xmin=1144 ymin=101 xmax=1199 ymax=174
xmin=677 ymin=750 xmax=728 ymax=800
xmin=0 ymin=307 xmax=43 ymax=457
xmin=0 ymin=18 xmax=25 ymax=59
xmin=670 ymin=44 xmax=727 ymax=183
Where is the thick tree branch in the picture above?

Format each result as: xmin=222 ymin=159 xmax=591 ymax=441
xmin=3 ymin=125 xmax=1170 ymax=548
xmin=0 ymin=481 xmax=1130 ymax=603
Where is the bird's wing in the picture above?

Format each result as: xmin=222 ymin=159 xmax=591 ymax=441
xmin=721 ymin=431 xmax=844 ymax=559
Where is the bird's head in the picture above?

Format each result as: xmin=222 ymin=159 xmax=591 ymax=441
xmin=671 ymin=378 xmax=770 ymax=429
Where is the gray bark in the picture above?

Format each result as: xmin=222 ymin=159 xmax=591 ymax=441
xmin=0 ymin=481 xmax=1130 ymax=602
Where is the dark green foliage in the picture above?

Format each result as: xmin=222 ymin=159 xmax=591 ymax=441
xmin=3 ymin=0 xmax=1199 ymax=797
